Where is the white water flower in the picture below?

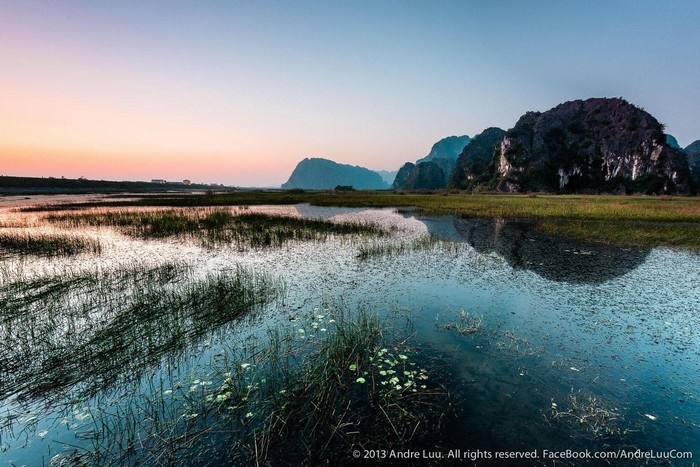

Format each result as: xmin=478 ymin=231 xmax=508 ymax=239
xmin=37 ymin=430 xmax=48 ymax=438
xmin=241 ymin=363 xmax=251 ymax=369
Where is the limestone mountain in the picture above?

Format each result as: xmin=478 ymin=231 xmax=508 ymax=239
xmin=449 ymin=127 xmax=506 ymax=189
xmin=392 ymin=161 xmax=447 ymax=190
xmin=684 ymin=140 xmax=700 ymax=188
xmin=493 ymin=98 xmax=691 ymax=194
xmin=393 ymin=135 xmax=470 ymax=190
xmin=666 ymin=134 xmax=681 ymax=149
xmin=416 ymin=135 xmax=471 ymax=164
xmin=281 ymin=158 xmax=389 ymax=190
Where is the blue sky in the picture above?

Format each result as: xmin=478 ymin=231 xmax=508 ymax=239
xmin=1 ymin=0 xmax=698 ymax=186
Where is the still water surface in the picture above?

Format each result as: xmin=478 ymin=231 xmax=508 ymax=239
xmin=1 ymin=202 xmax=698 ymax=465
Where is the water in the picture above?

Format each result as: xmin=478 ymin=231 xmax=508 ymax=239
xmin=1 ymin=200 xmax=698 ymax=465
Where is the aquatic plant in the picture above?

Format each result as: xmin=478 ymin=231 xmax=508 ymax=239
xmin=549 ymin=391 xmax=628 ymax=438
xmin=443 ymin=309 xmax=484 ymax=335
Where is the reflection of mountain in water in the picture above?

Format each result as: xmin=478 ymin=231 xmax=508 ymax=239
xmin=418 ymin=215 xmax=649 ymax=284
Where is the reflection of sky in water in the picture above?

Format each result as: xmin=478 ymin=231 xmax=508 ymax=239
xmin=1 ymin=199 xmax=698 ymax=464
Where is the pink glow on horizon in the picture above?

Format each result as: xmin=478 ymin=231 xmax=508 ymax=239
xmin=0 ymin=144 xmax=297 ymax=187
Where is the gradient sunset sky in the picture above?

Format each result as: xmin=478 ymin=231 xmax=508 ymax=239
xmin=2 ymin=1 xmax=699 ymax=187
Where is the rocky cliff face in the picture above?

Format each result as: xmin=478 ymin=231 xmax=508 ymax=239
xmin=493 ymin=98 xmax=692 ymax=194
xmin=684 ymin=140 xmax=700 ymax=188
xmin=282 ymin=158 xmax=389 ymax=190
xmin=449 ymin=127 xmax=505 ymax=189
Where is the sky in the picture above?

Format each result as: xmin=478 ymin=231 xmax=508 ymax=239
xmin=1 ymin=1 xmax=699 ymax=187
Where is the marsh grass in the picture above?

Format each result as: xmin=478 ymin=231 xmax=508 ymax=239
xmin=25 ymin=191 xmax=700 ymax=249
xmin=535 ymin=219 xmax=700 ymax=250
xmin=0 ymin=262 xmax=279 ymax=406
xmin=45 ymin=208 xmax=388 ymax=248
xmin=72 ymin=309 xmax=453 ymax=466
xmin=0 ymin=231 xmax=102 ymax=257
xmin=24 ymin=191 xmax=700 ymax=223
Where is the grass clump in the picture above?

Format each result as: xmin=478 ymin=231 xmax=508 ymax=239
xmin=45 ymin=208 xmax=387 ymax=248
xmin=443 ymin=309 xmax=484 ymax=335
xmin=549 ymin=391 xmax=628 ymax=438
xmin=0 ymin=232 xmax=101 ymax=257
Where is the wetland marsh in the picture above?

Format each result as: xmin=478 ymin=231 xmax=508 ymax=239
xmin=1 ymin=194 xmax=699 ymax=466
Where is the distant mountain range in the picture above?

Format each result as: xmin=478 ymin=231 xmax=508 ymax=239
xmin=375 ymin=170 xmax=398 ymax=186
xmin=281 ymin=158 xmax=389 ymax=190
xmin=282 ymin=98 xmax=696 ymax=194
